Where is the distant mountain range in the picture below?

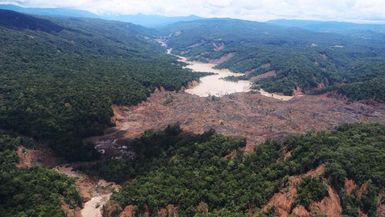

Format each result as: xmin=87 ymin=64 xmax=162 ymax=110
xmin=3 ymin=3 xmax=385 ymax=31
xmin=1 ymin=8 xmax=385 ymax=217
xmin=0 ymin=4 xmax=201 ymax=27
xmin=0 ymin=9 xmax=64 ymax=32
xmin=268 ymin=19 xmax=385 ymax=33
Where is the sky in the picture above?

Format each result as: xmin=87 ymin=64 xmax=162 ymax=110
xmin=2 ymin=0 xmax=385 ymax=23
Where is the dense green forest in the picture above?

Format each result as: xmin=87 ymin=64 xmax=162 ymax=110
xmin=161 ymin=19 xmax=385 ymax=99
xmin=0 ymin=10 xmax=203 ymax=161
xmin=0 ymin=133 xmax=81 ymax=217
xmin=91 ymin=123 xmax=385 ymax=216
xmin=2 ymin=9 xmax=385 ymax=217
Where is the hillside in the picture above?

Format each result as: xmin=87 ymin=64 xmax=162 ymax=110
xmin=160 ymin=19 xmax=385 ymax=99
xmin=0 ymin=133 xmax=81 ymax=217
xmin=0 ymin=4 xmax=202 ymax=27
xmin=0 ymin=9 xmax=64 ymax=32
xmin=1 ymin=8 xmax=385 ymax=217
xmin=97 ymin=123 xmax=385 ymax=217
xmin=268 ymin=19 xmax=385 ymax=33
xmin=0 ymin=10 xmax=202 ymax=161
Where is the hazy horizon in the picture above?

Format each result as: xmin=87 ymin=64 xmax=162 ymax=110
xmin=1 ymin=0 xmax=385 ymax=24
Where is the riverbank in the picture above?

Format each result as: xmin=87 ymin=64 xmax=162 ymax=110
xmin=54 ymin=165 xmax=120 ymax=217
xmin=179 ymin=56 xmax=251 ymax=97
xmin=172 ymin=51 xmax=294 ymax=100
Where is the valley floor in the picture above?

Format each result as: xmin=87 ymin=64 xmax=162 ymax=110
xmin=71 ymin=57 xmax=385 ymax=216
xmin=92 ymin=89 xmax=385 ymax=154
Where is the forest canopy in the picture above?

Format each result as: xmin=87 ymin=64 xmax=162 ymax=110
xmin=95 ymin=123 xmax=385 ymax=217
xmin=161 ymin=19 xmax=385 ymax=99
xmin=0 ymin=133 xmax=81 ymax=217
xmin=0 ymin=11 xmax=203 ymax=161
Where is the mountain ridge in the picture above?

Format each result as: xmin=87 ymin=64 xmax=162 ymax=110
xmin=268 ymin=19 xmax=385 ymax=33
xmin=0 ymin=4 xmax=202 ymax=27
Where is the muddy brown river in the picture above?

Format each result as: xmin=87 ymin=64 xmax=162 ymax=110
xmin=179 ymin=56 xmax=251 ymax=97
xmin=177 ymin=54 xmax=293 ymax=100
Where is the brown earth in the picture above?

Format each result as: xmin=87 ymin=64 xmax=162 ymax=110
xmin=120 ymin=205 xmax=137 ymax=217
xmin=377 ymin=191 xmax=385 ymax=217
xmin=16 ymin=145 xmax=59 ymax=168
xmin=261 ymin=165 xmax=326 ymax=217
xmin=56 ymin=165 xmax=120 ymax=217
xmin=15 ymin=146 xmax=88 ymax=216
xmin=86 ymin=77 xmax=385 ymax=217
xmin=293 ymin=86 xmax=304 ymax=96
xmin=292 ymin=205 xmax=310 ymax=217
xmin=358 ymin=182 xmax=369 ymax=199
xmin=157 ymin=205 xmax=178 ymax=217
xmin=106 ymin=201 xmax=179 ymax=217
xmin=309 ymin=186 xmax=342 ymax=217
xmin=15 ymin=144 xmax=119 ymax=217
xmin=55 ymin=165 xmax=97 ymax=202
xmin=377 ymin=204 xmax=385 ymax=217
xmin=344 ymin=178 xmax=358 ymax=195
xmin=208 ymin=52 xmax=235 ymax=65
xmin=249 ymin=70 xmax=277 ymax=82
xmin=262 ymin=186 xmax=297 ymax=217
xmin=102 ymin=201 xmax=122 ymax=217
xmin=61 ymin=201 xmax=82 ymax=217
xmin=90 ymin=89 xmax=385 ymax=155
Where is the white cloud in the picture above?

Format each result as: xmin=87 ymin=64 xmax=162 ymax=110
xmin=2 ymin=0 xmax=385 ymax=22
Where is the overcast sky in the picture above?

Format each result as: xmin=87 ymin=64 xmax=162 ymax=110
xmin=2 ymin=0 xmax=385 ymax=23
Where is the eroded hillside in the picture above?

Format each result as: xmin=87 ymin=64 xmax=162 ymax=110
xmin=100 ymin=123 xmax=385 ymax=217
xmin=92 ymin=89 xmax=385 ymax=155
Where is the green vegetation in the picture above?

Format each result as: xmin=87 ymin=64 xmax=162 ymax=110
xmin=0 ymin=133 xmax=81 ymax=217
xmin=97 ymin=123 xmax=385 ymax=216
xmin=335 ymin=59 xmax=385 ymax=102
xmin=336 ymin=78 xmax=385 ymax=102
xmin=295 ymin=177 xmax=328 ymax=208
xmin=2 ymin=11 xmax=385 ymax=217
xmin=162 ymin=18 xmax=385 ymax=98
xmin=0 ymin=11 xmax=203 ymax=161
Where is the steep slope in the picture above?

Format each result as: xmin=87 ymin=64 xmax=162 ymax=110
xmin=161 ymin=18 xmax=385 ymax=98
xmin=100 ymin=123 xmax=385 ymax=217
xmin=0 ymin=4 xmax=98 ymax=18
xmin=0 ymin=10 xmax=202 ymax=161
xmin=0 ymin=9 xmax=64 ymax=32
xmin=0 ymin=133 xmax=81 ymax=217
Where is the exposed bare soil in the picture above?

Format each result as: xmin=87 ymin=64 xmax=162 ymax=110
xmin=249 ymin=70 xmax=277 ymax=81
xmin=261 ymin=165 xmax=327 ymax=217
xmin=309 ymin=186 xmax=342 ymax=217
xmin=260 ymin=164 xmax=345 ymax=217
xmin=91 ymin=90 xmax=385 ymax=155
xmin=15 ymin=144 xmax=119 ymax=217
xmin=119 ymin=205 xmax=137 ymax=217
xmin=208 ymin=52 xmax=235 ymax=64
xmin=344 ymin=178 xmax=358 ymax=196
xmin=54 ymin=165 xmax=119 ymax=217
xmin=61 ymin=201 xmax=82 ymax=217
xmin=16 ymin=145 xmax=59 ymax=168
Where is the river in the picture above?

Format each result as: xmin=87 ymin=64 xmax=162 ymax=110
xmin=178 ymin=56 xmax=251 ymax=97
xmin=55 ymin=165 xmax=118 ymax=217
xmin=81 ymin=193 xmax=112 ymax=217
xmin=172 ymin=50 xmax=293 ymax=101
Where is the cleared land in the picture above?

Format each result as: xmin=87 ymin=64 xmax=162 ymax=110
xmin=91 ymin=90 xmax=385 ymax=154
